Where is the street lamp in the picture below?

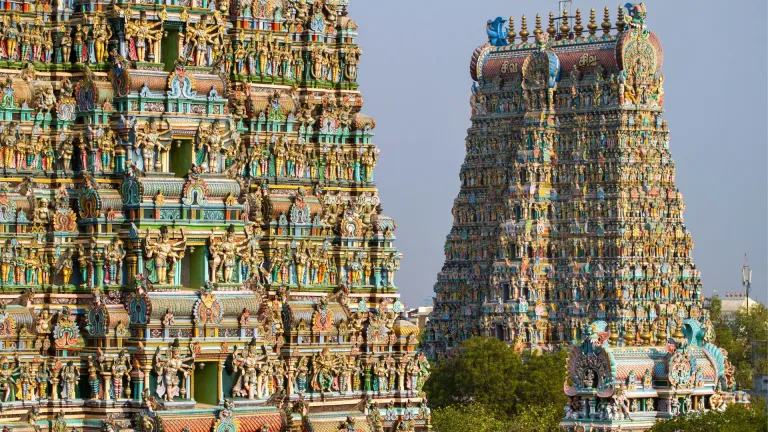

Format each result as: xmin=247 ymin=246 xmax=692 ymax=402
xmin=742 ymin=254 xmax=752 ymax=315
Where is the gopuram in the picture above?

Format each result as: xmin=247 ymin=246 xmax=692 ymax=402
xmin=0 ymin=1 xmax=430 ymax=431
xmin=426 ymin=3 xmax=750 ymax=430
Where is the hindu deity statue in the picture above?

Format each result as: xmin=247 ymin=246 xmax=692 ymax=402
xmin=60 ymin=361 xmax=79 ymax=400
xmin=125 ymin=12 xmax=165 ymax=62
xmin=196 ymin=120 xmax=234 ymax=173
xmin=112 ymin=350 xmax=131 ymax=399
xmin=209 ymin=225 xmax=249 ymax=283
xmin=87 ymin=355 xmax=101 ymax=399
xmin=135 ymin=117 xmax=173 ymax=172
xmin=373 ymin=357 xmax=388 ymax=393
xmin=104 ymin=238 xmax=125 ymax=286
xmin=294 ymin=357 xmax=309 ymax=394
xmin=311 ymin=348 xmax=337 ymax=393
xmin=57 ymin=132 xmax=74 ymax=173
xmin=0 ymin=356 xmax=19 ymax=401
xmin=144 ymin=226 xmax=187 ymax=285
xmin=154 ymin=339 xmax=195 ymax=401
xmin=36 ymin=360 xmax=52 ymax=400
xmin=57 ymin=248 xmax=73 ymax=285
xmin=97 ymin=128 xmax=117 ymax=172
xmin=383 ymin=253 xmax=400 ymax=287
xmin=231 ymin=338 xmax=267 ymax=399
xmin=92 ymin=15 xmax=112 ymax=63
xmin=184 ymin=16 xmax=219 ymax=67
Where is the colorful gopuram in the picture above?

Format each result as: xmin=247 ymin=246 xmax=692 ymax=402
xmin=0 ymin=1 xmax=430 ymax=431
xmin=426 ymin=3 xmax=749 ymax=429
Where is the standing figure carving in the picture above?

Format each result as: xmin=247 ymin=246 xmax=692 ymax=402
xmin=231 ymin=339 xmax=267 ymax=399
xmin=144 ymin=226 xmax=187 ymax=285
xmin=154 ymin=339 xmax=195 ymax=401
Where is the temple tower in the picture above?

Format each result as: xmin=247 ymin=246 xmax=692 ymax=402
xmin=427 ymin=4 xmax=749 ymax=428
xmin=0 ymin=1 xmax=430 ymax=431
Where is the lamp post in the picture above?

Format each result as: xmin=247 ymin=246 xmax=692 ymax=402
xmin=741 ymin=254 xmax=752 ymax=315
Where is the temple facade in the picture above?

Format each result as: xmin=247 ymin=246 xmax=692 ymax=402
xmin=426 ymin=3 xmax=749 ymax=430
xmin=0 ymin=1 xmax=430 ymax=431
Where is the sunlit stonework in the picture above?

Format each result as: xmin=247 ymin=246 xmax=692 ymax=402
xmin=0 ymin=1 xmax=429 ymax=431
xmin=426 ymin=3 xmax=749 ymax=430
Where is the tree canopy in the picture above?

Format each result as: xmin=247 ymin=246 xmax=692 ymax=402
xmin=707 ymin=296 xmax=768 ymax=389
xmin=424 ymin=337 xmax=566 ymax=431
xmin=650 ymin=399 xmax=767 ymax=432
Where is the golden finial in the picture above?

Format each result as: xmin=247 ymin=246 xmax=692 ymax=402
xmin=602 ymin=6 xmax=612 ymax=35
xmin=588 ymin=8 xmax=598 ymax=36
xmin=520 ymin=15 xmax=530 ymax=42
xmin=534 ymin=13 xmax=542 ymax=37
xmin=574 ymin=9 xmax=584 ymax=37
xmin=560 ymin=9 xmax=570 ymax=35
xmin=547 ymin=12 xmax=556 ymax=37
xmin=616 ymin=5 xmax=626 ymax=32
xmin=508 ymin=16 xmax=515 ymax=44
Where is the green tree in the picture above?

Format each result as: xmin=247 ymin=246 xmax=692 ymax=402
xmin=707 ymin=296 xmax=768 ymax=389
xmin=650 ymin=399 xmax=767 ymax=432
xmin=424 ymin=336 xmax=567 ymax=429
xmin=432 ymin=404 xmax=510 ymax=432
xmin=507 ymin=404 xmax=563 ymax=432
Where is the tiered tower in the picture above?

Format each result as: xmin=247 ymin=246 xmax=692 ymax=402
xmin=427 ymin=4 xmax=749 ymax=429
xmin=0 ymin=1 xmax=430 ymax=431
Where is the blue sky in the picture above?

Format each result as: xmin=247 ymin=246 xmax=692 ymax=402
xmin=350 ymin=1 xmax=768 ymax=307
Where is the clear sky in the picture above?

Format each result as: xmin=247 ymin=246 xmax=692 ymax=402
xmin=350 ymin=1 xmax=768 ymax=307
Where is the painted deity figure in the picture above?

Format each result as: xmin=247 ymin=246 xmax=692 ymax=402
xmin=3 ymin=15 xmax=20 ymax=61
xmin=36 ymin=360 xmax=52 ymax=400
xmin=92 ymin=15 xmax=112 ymax=63
xmin=58 ymin=132 xmax=74 ymax=173
xmin=104 ymin=238 xmax=125 ymax=285
xmin=373 ymin=357 xmax=388 ymax=393
xmin=209 ymin=225 xmax=249 ymax=283
xmin=184 ymin=16 xmax=218 ymax=67
xmin=60 ymin=361 xmax=79 ymax=400
xmin=135 ymin=118 xmax=173 ymax=172
xmin=311 ymin=348 xmax=337 ymax=393
xmin=57 ymin=248 xmax=73 ymax=285
xmin=294 ymin=356 xmax=309 ymax=394
xmin=196 ymin=120 xmax=234 ymax=173
xmin=0 ymin=356 xmax=19 ymax=401
xmin=98 ymin=127 xmax=117 ymax=172
xmin=112 ymin=350 xmax=131 ymax=399
xmin=125 ymin=13 xmax=164 ymax=62
xmin=144 ymin=226 xmax=187 ymax=285
xmin=15 ymin=362 xmax=36 ymax=401
xmin=154 ymin=339 xmax=195 ymax=401
xmin=384 ymin=252 xmax=400 ymax=286
xmin=231 ymin=339 xmax=267 ymax=399
xmin=87 ymin=355 xmax=101 ymax=399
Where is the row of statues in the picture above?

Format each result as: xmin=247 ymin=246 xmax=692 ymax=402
xmin=0 ymin=351 xmax=132 ymax=402
xmin=1 ymin=343 xmax=429 ymax=405
xmin=0 ymin=239 xmax=124 ymax=287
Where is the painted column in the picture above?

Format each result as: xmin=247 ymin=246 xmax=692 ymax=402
xmin=217 ymin=360 xmax=224 ymax=404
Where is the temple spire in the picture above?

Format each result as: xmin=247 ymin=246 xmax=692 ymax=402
xmin=547 ymin=12 xmax=556 ymax=37
xmin=616 ymin=5 xmax=626 ymax=32
xmin=574 ymin=9 xmax=584 ymax=38
xmin=560 ymin=9 xmax=571 ymax=36
xmin=520 ymin=15 xmax=530 ymax=42
xmin=588 ymin=8 xmax=598 ymax=36
xmin=508 ymin=16 xmax=515 ymax=44
xmin=602 ymin=6 xmax=612 ymax=35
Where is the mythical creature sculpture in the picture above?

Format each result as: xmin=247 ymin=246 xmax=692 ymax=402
xmin=486 ymin=17 xmax=509 ymax=47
